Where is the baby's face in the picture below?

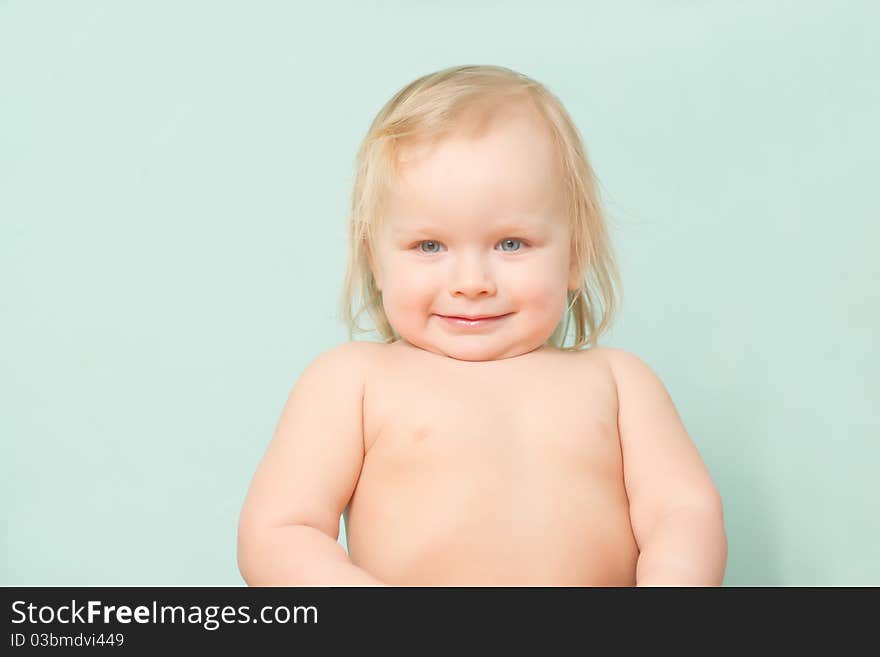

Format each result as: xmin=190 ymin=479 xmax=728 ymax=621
xmin=370 ymin=105 xmax=579 ymax=362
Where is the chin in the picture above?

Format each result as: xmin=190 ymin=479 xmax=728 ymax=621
xmin=442 ymin=348 xmax=501 ymax=362
xmin=436 ymin=339 xmax=535 ymax=362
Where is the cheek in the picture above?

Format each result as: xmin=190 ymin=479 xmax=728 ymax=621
xmin=526 ymin=282 xmax=566 ymax=317
xmin=507 ymin=265 xmax=566 ymax=308
xmin=381 ymin=263 xmax=437 ymax=310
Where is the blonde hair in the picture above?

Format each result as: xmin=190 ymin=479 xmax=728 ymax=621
xmin=339 ymin=64 xmax=622 ymax=350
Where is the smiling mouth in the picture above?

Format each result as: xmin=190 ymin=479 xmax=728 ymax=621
xmin=440 ymin=314 xmax=509 ymax=321
xmin=436 ymin=313 xmax=512 ymax=328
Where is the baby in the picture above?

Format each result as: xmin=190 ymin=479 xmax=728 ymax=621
xmin=237 ymin=65 xmax=727 ymax=586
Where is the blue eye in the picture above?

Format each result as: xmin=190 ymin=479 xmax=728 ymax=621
xmin=415 ymin=238 xmax=524 ymax=254
xmin=417 ymin=240 xmax=443 ymax=254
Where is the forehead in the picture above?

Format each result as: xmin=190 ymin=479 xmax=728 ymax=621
xmin=384 ymin=105 xmax=565 ymax=233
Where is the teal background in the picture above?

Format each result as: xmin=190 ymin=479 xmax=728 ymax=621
xmin=2 ymin=1 xmax=877 ymax=586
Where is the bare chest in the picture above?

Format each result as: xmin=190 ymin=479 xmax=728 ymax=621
xmin=368 ymin=344 xmax=614 ymax=441
xmin=345 ymin=345 xmax=635 ymax=585
xmin=355 ymin=345 xmax=625 ymax=519
xmin=363 ymin=351 xmax=619 ymax=469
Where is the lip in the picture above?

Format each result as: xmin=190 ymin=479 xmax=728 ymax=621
xmin=436 ymin=313 xmax=512 ymax=329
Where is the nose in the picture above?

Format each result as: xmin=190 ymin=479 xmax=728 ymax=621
xmin=448 ymin=251 xmax=496 ymax=298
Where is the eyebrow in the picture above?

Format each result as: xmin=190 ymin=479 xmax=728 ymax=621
xmin=391 ymin=218 xmax=544 ymax=236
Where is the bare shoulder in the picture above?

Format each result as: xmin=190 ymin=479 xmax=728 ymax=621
xmin=568 ymin=345 xmax=620 ymax=384
xmin=282 ymin=341 xmax=384 ymax=417
xmin=306 ymin=340 xmax=383 ymax=380
xmin=593 ymin=346 xmax=683 ymax=428
xmin=592 ymin=346 xmax=663 ymax=389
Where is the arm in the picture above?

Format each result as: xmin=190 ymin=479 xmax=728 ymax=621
xmin=604 ymin=348 xmax=728 ymax=587
xmin=237 ymin=341 xmax=385 ymax=586
xmin=634 ymin=505 xmax=727 ymax=586
xmin=238 ymin=525 xmax=384 ymax=586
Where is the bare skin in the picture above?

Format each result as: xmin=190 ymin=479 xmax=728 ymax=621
xmin=237 ymin=100 xmax=726 ymax=587
xmin=346 ymin=340 xmax=639 ymax=586
xmin=236 ymin=337 xmax=726 ymax=587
